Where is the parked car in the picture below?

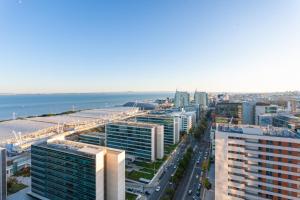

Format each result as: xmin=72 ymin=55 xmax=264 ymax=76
xmin=188 ymin=189 xmax=193 ymax=195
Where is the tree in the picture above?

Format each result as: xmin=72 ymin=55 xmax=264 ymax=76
xmin=166 ymin=188 xmax=175 ymax=199
xmin=204 ymin=178 xmax=212 ymax=190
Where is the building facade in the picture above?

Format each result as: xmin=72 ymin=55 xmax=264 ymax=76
xmin=194 ymin=91 xmax=208 ymax=107
xmin=0 ymin=148 xmax=6 ymax=200
xmin=255 ymin=103 xmax=279 ymax=125
xmin=174 ymin=91 xmax=190 ymax=108
xmin=136 ymin=115 xmax=180 ymax=146
xmin=243 ymin=101 xmax=255 ymax=125
xmin=215 ymin=124 xmax=300 ymax=200
xmin=78 ymin=132 xmax=105 ymax=146
xmin=30 ymin=139 xmax=125 ymax=200
xmin=106 ymin=121 xmax=164 ymax=161
xmin=215 ymin=102 xmax=243 ymax=124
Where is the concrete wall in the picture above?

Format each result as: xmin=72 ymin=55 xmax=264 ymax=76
xmin=215 ymin=131 xmax=229 ymax=200
xmin=105 ymin=150 xmax=125 ymax=200
xmin=155 ymin=125 xmax=164 ymax=159
xmin=95 ymin=151 xmax=104 ymax=200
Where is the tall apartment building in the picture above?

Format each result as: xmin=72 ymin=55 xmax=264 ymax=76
xmin=106 ymin=121 xmax=164 ymax=161
xmin=215 ymin=124 xmax=300 ymax=200
xmin=174 ymin=91 xmax=190 ymax=108
xmin=215 ymin=102 xmax=243 ymax=124
xmin=0 ymin=148 xmax=6 ymax=200
xmin=30 ymin=139 xmax=125 ymax=200
xmin=136 ymin=115 xmax=180 ymax=146
xmin=194 ymin=91 xmax=208 ymax=107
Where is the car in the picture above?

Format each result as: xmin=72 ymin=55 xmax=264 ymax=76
xmin=197 ymin=183 xmax=202 ymax=190
xmin=188 ymin=190 xmax=193 ymax=195
xmin=196 ymin=191 xmax=200 ymax=196
xmin=145 ymin=191 xmax=151 ymax=195
xmin=155 ymin=186 xmax=161 ymax=192
xmin=196 ymin=175 xmax=199 ymax=179
xmin=174 ymin=165 xmax=177 ymax=169
xmin=196 ymin=160 xmax=200 ymax=164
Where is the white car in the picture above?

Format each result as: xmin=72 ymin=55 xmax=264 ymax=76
xmin=156 ymin=186 xmax=161 ymax=192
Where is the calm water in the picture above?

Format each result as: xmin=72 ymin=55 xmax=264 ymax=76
xmin=0 ymin=92 xmax=172 ymax=120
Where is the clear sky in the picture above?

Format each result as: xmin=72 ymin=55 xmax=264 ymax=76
xmin=0 ymin=0 xmax=299 ymax=93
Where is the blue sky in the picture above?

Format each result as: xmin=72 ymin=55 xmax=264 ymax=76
xmin=0 ymin=0 xmax=299 ymax=93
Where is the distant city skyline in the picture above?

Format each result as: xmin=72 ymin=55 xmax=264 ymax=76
xmin=0 ymin=0 xmax=299 ymax=93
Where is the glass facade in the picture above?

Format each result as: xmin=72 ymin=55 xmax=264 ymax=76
xmin=136 ymin=116 xmax=175 ymax=146
xmin=106 ymin=124 xmax=153 ymax=161
xmin=31 ymin=144 xmax=97 ymax=200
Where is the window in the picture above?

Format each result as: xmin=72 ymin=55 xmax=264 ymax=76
xmin=278 ymin=165 xmax=282 ymax=170
xmin=278 ymin=189 xmax=281 ymax=194
xmin=278 ymin=181 xmax=282 ymax=186
xmin=266 ymin=171 xmax=273 ymax=176
xmin=267 ymin=140 xmax=273 ymax=145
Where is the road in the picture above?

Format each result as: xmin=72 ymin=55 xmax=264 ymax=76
xmin=184 ymin=126 xmax=211 ymax=200
xmin=146 ymin=120 xmax=212 ymax=200
xmin=174 ymin=124 xmax=211 ymax=200
xmin=147 ymin=139 xmax=188 ymax=200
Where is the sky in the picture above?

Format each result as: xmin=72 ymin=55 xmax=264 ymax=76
xmin=0 ymin=0 xmax=300 ymax=93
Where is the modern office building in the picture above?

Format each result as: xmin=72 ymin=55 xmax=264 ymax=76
xmin=30 ymin=139 xmax=125 ymax=200
xmin=243 ymin=101 xmax=255 ymax=125
xmin=273 ymin=113 xmax=300 ymax=130
xmin=258 ymin=114 xmax=274 ymax=126
xmin=0 ymin=148 xmax=6 ymax=200
xmin=136 ymin=114 xmax=180 ymax=146
xmin=215 ymin=102 xmax=243 ymax=124
xmin=78 ymin=132 xmax=105 ymax=146
xmin=194 ymin=91 xmax=208 ymax=107
xmin=174 ymin=91 xmax=190 ymax=108
xmin=255 ymin=103 xmax=279 ymax=125
xmin=106 ymin=121 xmax=164 ymax=161
xmin=215 ymin=124 xmax=300 ymax=200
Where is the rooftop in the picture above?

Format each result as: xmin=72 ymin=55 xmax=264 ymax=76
xmin=107 ymin=121 xmax=161 ymax=128
xmin=37 ymin=139 xmax=124 ymax=156
xmin=217 ymin=123 xmax=300 ymax=139
xmin=80 ymin=132 xmax=105 ymax=137
xmin=136 ymin=114 xmax=173 ymax=119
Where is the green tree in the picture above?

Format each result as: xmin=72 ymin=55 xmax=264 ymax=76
xmin=204 ymin=178 xmax=212 ymax=190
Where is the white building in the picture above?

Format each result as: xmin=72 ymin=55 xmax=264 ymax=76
xmin=215 ymin=124 xmax=300 ymax=200
xmin=170 ymin=111 xmax=196 ymax=133
xmin=174 ymin=91 xmax=190 ymax=108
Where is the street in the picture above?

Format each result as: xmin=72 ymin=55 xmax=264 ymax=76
xmin=174 ymin=122 xmax=211 ymax=200
xmin=148 ymin=140 xmax=188 ymax=200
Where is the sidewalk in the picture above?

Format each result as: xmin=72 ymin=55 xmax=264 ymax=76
xmin=203 ymin=163 xmax=215 ymax=200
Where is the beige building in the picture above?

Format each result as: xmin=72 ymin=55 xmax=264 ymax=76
xmin=215 ymin=124 xmax=300 ymax=200
xmin=30 ymin=139 xmax=125 ymax=200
